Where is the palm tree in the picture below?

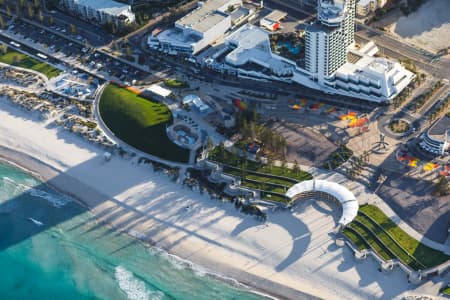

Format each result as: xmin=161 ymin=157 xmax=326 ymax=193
xmin=0 ymin=44 xmax=8 ymax=55
xmin=27 ymin=3 xmax=34 ymax=19
xmin=37 ymin=9 xmax=44 ymax=23
xmin=69 ymin=23 xmax=77 ymax=35
xmin=293 ymin=160 xmax=300 ymax=175
xmin=206 ymin=137 xmax=213 ymax=150
xmin=48 ymin=15 xmax=55 ymax=26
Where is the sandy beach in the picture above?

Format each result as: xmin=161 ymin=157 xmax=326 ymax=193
xmin=0 ymin=99 xmax=444 ymax=300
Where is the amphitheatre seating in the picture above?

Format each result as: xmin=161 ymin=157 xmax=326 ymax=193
xmin=286 ymin=179 xmax=359 ymax=226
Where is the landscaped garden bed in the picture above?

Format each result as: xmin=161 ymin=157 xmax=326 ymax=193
xmin=389 ymin=119 xmax=410 ymax=133
xmin=322 ymin=145 xmax=353 ymax=170
xmin=208 ymin=146 xmax=312 ymax=204
xmin=343 ymin=204 xmax=450 ymax=270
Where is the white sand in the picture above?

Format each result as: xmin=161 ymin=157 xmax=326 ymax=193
xmin=0 ymin=99 xmax=443 ymax=299
xmin=392 ymin=0 xmax=450 ymax=52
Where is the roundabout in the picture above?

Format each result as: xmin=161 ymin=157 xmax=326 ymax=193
xmin=388 ymin=119 xmax=410 ymax=134
xmin=378 ymin=112 xmax=421 ymax=140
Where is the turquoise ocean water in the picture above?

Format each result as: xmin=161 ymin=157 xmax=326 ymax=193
xmin=0 ymin=162 xmax=268 ymax=300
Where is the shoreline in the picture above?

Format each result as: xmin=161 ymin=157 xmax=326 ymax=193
xmin=1 ymin=98 xmax=441 ymax=299
xmin=0 ymin=145 xmax=316 ymax=300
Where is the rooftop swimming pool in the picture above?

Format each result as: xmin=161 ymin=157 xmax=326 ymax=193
xmin=277 ymin=41 xmax=301 ymax=55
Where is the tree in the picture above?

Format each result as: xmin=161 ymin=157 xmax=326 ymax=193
xmin=12 ymin=55 xmax=21 ymax=64
xmin=48 ymin=15 xmax=55 ymax=26
xmin=33 ymin=0 xmax=40 ymax=8
xmin=267 ymin=155 xmax=273 ymax=171
xmin=241 ymin=152 xmax=248 ymax=179
xmin=433 ymin=176 xmax=449 ymax=196
xmin=69 ymin=23 xmax=77 ymax=35
xmin=37 ymin=9 xmax=44 ymax=23
xmin=0 ymin=15 xmax=4 ymax=29
xmin=206 ymin=137 xmax=214 ymax=150
xmin=293 ymin=160 xmax=300 ymax=175
xmin=0 ymin=44 xmax=7 ymax=55
xmin=280 ymin=159 xmax=286 ymax=173
xmin=5 ymin=5 xmax=11 ymax=17
xmin=27 ymin=3 xmax=34 ymax=18
xmin=138 ymin=53 xmax=145 ymax=65
xmin=111 ymin=40 xmax=119 ymax=51
xmin=15 ymin=4 xmax=20 ymax=16
xmin=125 ymin=45 xmax=133 ymax=57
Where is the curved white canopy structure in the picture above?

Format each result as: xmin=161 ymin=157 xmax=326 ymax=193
xmin=286 ymin=179 xmax=359 ymax=226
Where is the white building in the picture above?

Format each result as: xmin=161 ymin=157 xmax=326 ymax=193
xmin=356 ymin=0 xmax=388 ymax=17
xmin=420 ymin=115 xmax=450 ymax=156
xmin=148 ymin=0 xmax=243 ymax=56
xmin=60 ymin=0 xmax=135 ymax=25
xmin=217 ymin=23 xmax=413 ymax=103
xmin=259 ymin=10 xmax=287 ymax=31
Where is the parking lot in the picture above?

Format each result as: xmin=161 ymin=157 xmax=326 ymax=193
xmin=4 ymin=19 xmax=151 ymax=85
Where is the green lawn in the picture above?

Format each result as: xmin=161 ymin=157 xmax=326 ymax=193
xmin=342 ymin=227 xmax=369 ymax=251
xmin=343 ymin=205 xmax=450 ymax=270
xmin=441 ymin=286 xmax=450 ymax=295
xmin=355 ymin=214 xmax=424 ymax=270
xmin=0 ymin=49 xmax=61 ymax=78
xmin=359 ymin=205 xmax=450 ymax=268
xmin=99 ymin=84 xmax=190 ymax=163
xmin=260 ymin=191 xmax=290 ymax=203
xmin=349 ymin=222 xmax=395 ymax=260
xmin=223 ymin=166 xmax=295 ymax=188
xmin=163 ymin=79 xmax=189 ymax=88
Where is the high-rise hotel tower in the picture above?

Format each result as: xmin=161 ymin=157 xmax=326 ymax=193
xmin=305 ymin=0 xmax=356 ymax=81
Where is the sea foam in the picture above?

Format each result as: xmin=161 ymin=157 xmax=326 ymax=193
xmin=115 ymin=266 xmax=164 ymax=300
xmin=1 ymin=176 xmax=70 ymax=207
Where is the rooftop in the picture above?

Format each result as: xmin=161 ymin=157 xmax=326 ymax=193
xmin=72 ymin=0 xmax=134 ymax=18
xmin=176 ymin=0 xmax=235 ymax=33
xmin=263 ymin=9 xmax=287 ymax=22
xmin=225 ymin=24 xmax=294 ymax=74
xmin=156 ymin=27 xmax=201 ymax=45
xmin=286 ymin=179 xmax=358 ymax=226
xmin=145 ymin=84 xmax=172 ymax=98
xmin=318 ymin=0 xmax=346 ymax=26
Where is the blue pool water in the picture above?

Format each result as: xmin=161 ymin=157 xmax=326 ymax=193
xmin=277 ymin=41 xmax=301 ymax=55
xmin=0 ymin=161 xmax=269 ymax=300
